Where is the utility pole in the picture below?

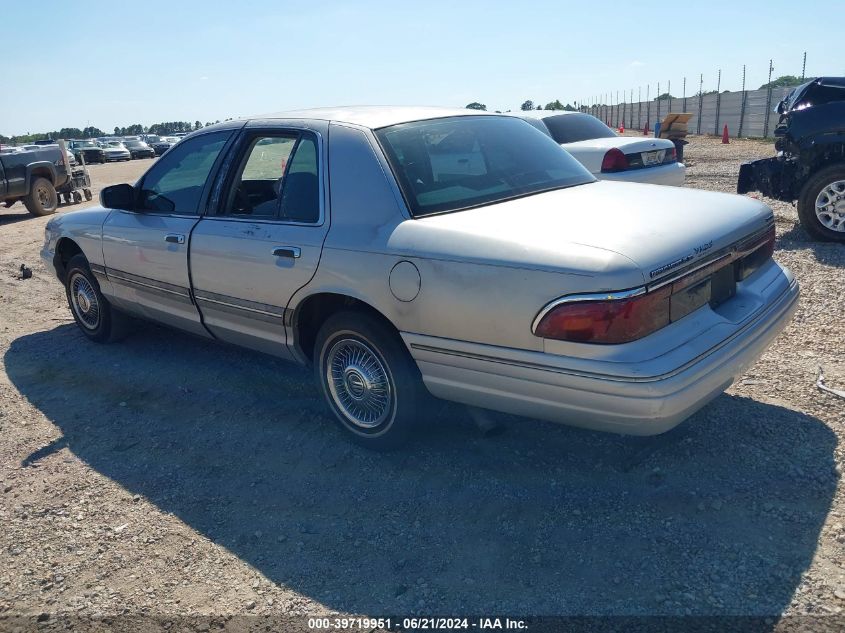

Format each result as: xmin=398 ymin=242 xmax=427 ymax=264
xmin=697 ymin=74 xmax=704 ymax=134
xmin=667 ymin=80 xmax=671 ymax=112
xmin=714 ymin=68 xmax=722 ymax=136
xmin=739 ymin=64 xmax=747 ymax=138
xmin=764 ymin=60 xmax=774 ymax=137
xmin=801 ymin=51 xmax=807 ymax=82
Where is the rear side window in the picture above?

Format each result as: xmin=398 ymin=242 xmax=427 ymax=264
xmin=540 ymin=113 xmax=617 ymax=144
xmin=138 ymin=131 xmax=231 ymax=214
xmin=221 ymin=132 xmax=320 ymax=223
xmin=375 ymin=116 xmax=593 ymax=217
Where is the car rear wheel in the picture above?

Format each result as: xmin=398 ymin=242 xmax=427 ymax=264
xmin=65 ymin=254 xmax=130 ymax=343
xmin=23 ymin=177 xmax=58 ymax=216
xmin=314 ymin=311 xmax=425 ymax=450
xmin=798 ymin=164 xmax=845 ymax=243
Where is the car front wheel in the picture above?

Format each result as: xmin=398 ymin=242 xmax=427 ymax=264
xmin=314 ymin=311 xmax=425 ymax=450
xmin=798 ymin=164 xmax=845 ymax=243
xmin=64 ymin=254 xmax=130 ymax=343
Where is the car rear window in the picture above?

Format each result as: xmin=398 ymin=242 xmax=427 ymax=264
xmin=375 ymin=116 xmax=594 ymax=217
xmin=540 ymin=113 xmax=618 ymax=144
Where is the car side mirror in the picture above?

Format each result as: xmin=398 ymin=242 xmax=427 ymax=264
xmin=775 ymin=100 xmax=785 ymax=115
xmin=100 ymin=183 xmax=136 ymax=211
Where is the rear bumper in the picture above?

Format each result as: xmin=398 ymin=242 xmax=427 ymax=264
xmin=598 ymin=161 xmax=686 ymax=186
xmin=403 ymin=264 xmax=798 ymax=436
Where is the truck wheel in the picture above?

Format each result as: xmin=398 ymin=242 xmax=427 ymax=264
xmin=798 ymin=165 xmax=845 ymax=243
xmin=64 ymin=254 xmax=131 ymax=343
xmin=84 ymin=189 xmax=93 ymax=201
xmin=24 ymin=177 xmax=58 ymax=216
xmin=314 ymin=311 xmax=425 ymax=450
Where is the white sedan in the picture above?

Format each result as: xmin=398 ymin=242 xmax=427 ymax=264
xmin=514 ymin=110 xmax=686 ymax=186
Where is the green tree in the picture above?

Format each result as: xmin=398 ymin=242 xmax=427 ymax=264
xmin=465 ymin=102 xmax=487 ymax=111
xmin=520 ymin=100 xmax=535 ymax=111
xmin=759 ymin=75 xmax=805 ymax=90
xmin=654 ymin=92 xmax=674 ymax=101
xmin=544 ymin=100 xmax=565 ymax=110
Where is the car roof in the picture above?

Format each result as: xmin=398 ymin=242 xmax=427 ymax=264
xmin=251 ymin=105 xmax=493 ymax=129
xmin=511 ymin=110 xmax=580 ymax=120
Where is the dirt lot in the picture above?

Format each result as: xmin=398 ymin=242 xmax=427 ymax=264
xmin=1 ymin=139 xmax=844 ymax=626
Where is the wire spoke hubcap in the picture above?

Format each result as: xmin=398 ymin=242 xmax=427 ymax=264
xmin=326 ymin=338 xmax=392 ymax=429
xmin=70 ymin=273 xmax=100 ymax=330
xmin=815 ymin=179 xmax=845 ymax=232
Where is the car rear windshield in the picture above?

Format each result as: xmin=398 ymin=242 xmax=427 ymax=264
xmin=375 ymin=116 xmax=594 ymax=217
xmin=540 ymin=113 xmax=617 ymax=144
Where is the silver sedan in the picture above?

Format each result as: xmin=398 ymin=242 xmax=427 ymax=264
xmin=41 ymin=107 xmax=799 ymax=449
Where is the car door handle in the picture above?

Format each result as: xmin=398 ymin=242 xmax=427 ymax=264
xmin=165 ymin=233 xmax=185 ymax=244
xmin=272 ymin=246 xmax=301 ymax=259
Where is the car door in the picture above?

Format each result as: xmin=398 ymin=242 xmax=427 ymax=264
xmin=100 ymin=130 xmax=235 ymax=337
xmin=189 ymin=122 xmax=328 ymax=360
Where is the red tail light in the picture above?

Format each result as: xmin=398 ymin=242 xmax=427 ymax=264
xmin=534 ymin=288 xmax=671 ymax=344
xmin=600 ymin=148 xmax=629 ymax=172
xmin=534 ymin=226 xmax=776 ymax=345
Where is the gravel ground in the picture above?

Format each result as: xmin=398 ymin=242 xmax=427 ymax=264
xmin=1 ymin=138 xmax=844 ymax=627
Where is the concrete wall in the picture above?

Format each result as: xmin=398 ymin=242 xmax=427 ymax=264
xmin=591 ymin=85 xmax=799 ymax=138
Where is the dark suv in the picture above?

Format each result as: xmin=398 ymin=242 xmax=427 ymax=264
xmin=738 ymin=77 xmax=845 ymax=242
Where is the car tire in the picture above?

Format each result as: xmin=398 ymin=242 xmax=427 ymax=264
xmin=797 ymin=164 xmax=845 ymax=243
xmin=314 ymin=311 xmax=425 ymax=450
xmin=23 ymin=177 xmax=58 ymax=216
xmin=64 ymin=254 xmax=131 ymax=343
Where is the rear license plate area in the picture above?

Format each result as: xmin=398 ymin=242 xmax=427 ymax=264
xmin=669 ymin=263 xmax=737 ymax=321
xmin=642 ymin=150 xmax=664 ymax=166
xmin=709 ymin=263 xmax=736 ymax=307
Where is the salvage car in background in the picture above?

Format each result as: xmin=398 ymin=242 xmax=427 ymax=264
xmin=69 ymin=140 xmax=106 ymax=164
xmin=149 ymin=136 xmax=178 ymax=156
xmin=100 ymin=141 xmax=131 ymax=162
xmin=42 ymin=107 xmax=797 ymax=449
xmin=738 ymin=76 xmax=845 ymax=242
xmin=514 ymin=110 xmax=685 ymax=186
xmin=123 ymin=139 xmax=156 ymax=159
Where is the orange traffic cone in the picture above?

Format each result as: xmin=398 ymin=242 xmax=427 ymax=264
xmin=643 ymin=122 xmax=649 ymax=135
xmin=722 ymin=124 xmax=730 ymax=144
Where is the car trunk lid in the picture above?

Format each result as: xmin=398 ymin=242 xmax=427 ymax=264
xmin=408 ymin=180 xmax=773 ymax=288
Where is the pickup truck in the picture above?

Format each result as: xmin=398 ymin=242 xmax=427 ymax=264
xmin=0 ymin=145 xmax=70 ymax=216
xmin=738 ymin=77 xmax=845 ymax=242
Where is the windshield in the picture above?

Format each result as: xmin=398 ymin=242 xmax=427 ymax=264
xmin=539 ymin=113 xmax=617 ymax=144
xmin=375 ymin=116 xmax=594 ymax=217
xmin=107 ymin=142 xmax=124 ymax=147
xmin=77 ymin=141 xmax=97 ymax=148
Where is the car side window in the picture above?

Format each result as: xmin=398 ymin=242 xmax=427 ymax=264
xmin=224 ymin=135 xmax=298 ymax=218
xmin=222 ymin=132 xmax=320 ymax=223
xmin=280 ymin=136 xmax=320 ymax=223
xmin=137 ymin=131 xmax=231 ymax=215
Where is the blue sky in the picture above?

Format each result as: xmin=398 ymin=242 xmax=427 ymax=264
xmin=1 ymin=0 xmax=841 ymax=136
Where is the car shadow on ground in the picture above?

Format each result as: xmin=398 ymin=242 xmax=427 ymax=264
xmin=5 ymin=323 xmax=838 ymax=615
xmin=778 ymin=223 xmax=845 ymax=267
xmin=0 ymin=207 xmax=36 ymax=225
